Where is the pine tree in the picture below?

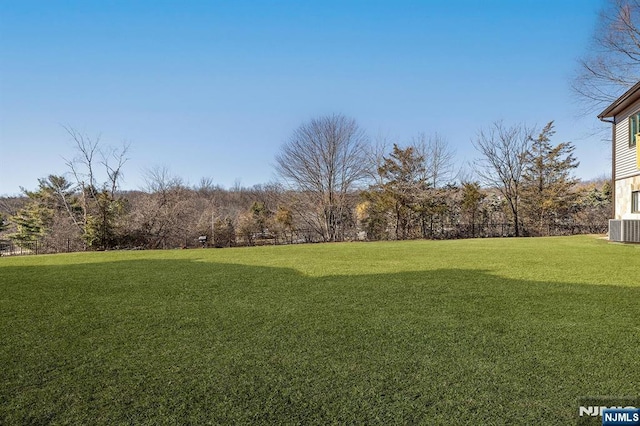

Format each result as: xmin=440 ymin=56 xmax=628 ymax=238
xmin=8 ymin=176 xmax=86 ymax=250
xmin=9 ymin=203 xmax=52 ymax=245
xmin=377 ymin=144 xmax=429 ymax=240
xmin=83 ymin=190 xmax=125 ymax=249
xmin=461 ymin=182 xmax=486 ymax=238
xmin=521 ymin=122 xmax=580 ymax=236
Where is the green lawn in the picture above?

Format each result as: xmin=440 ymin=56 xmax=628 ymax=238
xmin=1 ymin=236 xmax=639 ymax=424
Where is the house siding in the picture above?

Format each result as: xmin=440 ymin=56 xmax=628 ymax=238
xmin=600 ymin=82 xmax=640 ymax=232
xmin=614 ymin=97 xmax=640 ymax=180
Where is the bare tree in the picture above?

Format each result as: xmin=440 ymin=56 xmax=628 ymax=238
xmin=473 ymin=121 xmax=534 ymax=237
xmin=63 ymin=126 xmax=100 ymax=227
xmin=0 ymin=213 xmax=7 ymax=233
xmin=573 ymin=0 xmax=640 ymax=112
xmin=142 ymin=165 xmax=183 ymax=194
xmin=412 ymin=132 xmax=456 ymax=188
xmin=102 ymin=143 xmax=131 ymax=197
xmin=195 ymin=177 xmax=219 ymax=194
xmin=131 ymin=166 xmax=192 ymax=249
xmin=62 ymin=126 xmax=130 ymax=248
xmin=275 ymin=114 xmax=371 ymax=242
xmin=366 ymin=131 xmax=392 ymax=185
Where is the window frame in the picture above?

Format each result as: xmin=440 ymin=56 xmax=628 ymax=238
xmin=630 ymin=113 xmax=640 ymax=148
xmin=632 ymin=190 xmax=640 ymax=213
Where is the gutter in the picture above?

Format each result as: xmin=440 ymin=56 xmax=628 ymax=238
xmin=598 ymin=116 xmax=616 ymax=220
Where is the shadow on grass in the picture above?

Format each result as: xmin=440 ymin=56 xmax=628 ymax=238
xmin=1 ymin=259 xmax=639 ymax=425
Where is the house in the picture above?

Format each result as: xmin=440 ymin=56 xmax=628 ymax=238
xmin=598 ymin=81 xmax=640 ymax=242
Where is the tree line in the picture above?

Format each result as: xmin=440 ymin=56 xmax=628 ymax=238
xmin=7 ymin=0 xmax=640 ymax=254
xmin=0 ymin=115 xmax=611 ymax=254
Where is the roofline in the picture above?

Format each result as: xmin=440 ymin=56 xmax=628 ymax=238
xmin=598 ymin=81 xmax=640 ymax=120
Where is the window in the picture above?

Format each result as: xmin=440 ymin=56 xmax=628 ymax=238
xmin=630 ymin=113 xmax=640 ymax=147
xmin=633 ymin=191 xmax=640 ymax=213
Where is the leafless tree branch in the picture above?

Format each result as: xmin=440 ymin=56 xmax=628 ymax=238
xmin=573 ymin=0 xmax=640 ymax=112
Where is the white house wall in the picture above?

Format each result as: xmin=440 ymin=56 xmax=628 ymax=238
xmin=614 ymin=97 xmax=640 ymax=180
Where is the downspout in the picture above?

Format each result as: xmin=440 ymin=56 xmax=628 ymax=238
xmin=599 ymin=117 xmax=616 ymax=220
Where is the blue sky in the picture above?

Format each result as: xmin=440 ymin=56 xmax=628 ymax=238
xmin=0 ymin=0 xmax=611 ymax=195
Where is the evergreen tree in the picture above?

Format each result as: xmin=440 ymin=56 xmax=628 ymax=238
xmin=8 ymin=176 xmax=84 ymax=249
xmin=377 ymin=144 xmax=429 ymax=240
xmin=358 ymin=194 xmax=392 ymax=241
xmin=9 ymin=201 xmax=52 ymax=244
xmin=461 ymin=181 xmax=486 ymax=238
xmin=274 ymin=206 xmax=294 ymax=243
xmin=570 ymin=181 xmax=612 ymax=233
xmin=250 ymin=201 xmax=271 ymax=236
xmin=83 ymin=190 xmax=126 ymax=249
xmin=521 ymin=122 xmax=580 ymax=236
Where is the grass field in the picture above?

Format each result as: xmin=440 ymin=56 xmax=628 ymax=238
xmin=1 ymin=236 xmax=639 ymax=424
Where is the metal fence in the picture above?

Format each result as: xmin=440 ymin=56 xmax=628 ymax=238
xmin=0 ymin=239 xmax=77 ymax=256
xmin=0 ymin=222 xmax=610 ymax=257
